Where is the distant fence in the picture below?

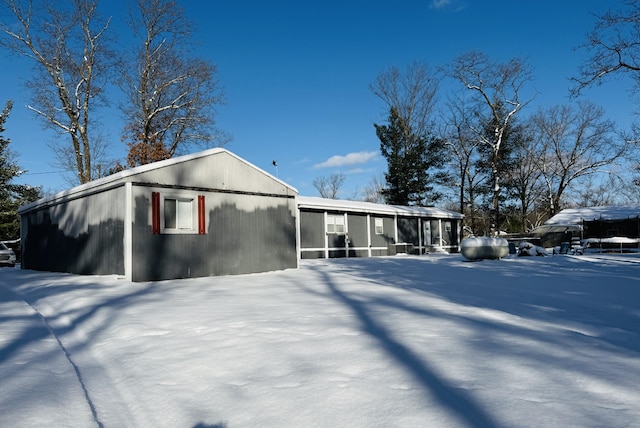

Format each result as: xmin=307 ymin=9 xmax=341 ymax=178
xmin=582 ymin=218 xmax=640 ymax=253
xmin=505 ymin=217 xmax=640 ymax=251
xmin=583 ymin=218 xmax=640 ymax=240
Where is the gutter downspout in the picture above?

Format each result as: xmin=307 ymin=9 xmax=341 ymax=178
xmin=124 ymin=182 xmax=133 ymax=281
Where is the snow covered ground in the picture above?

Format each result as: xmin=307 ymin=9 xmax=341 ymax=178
xmin=1 ymin=254 xmax=639 ymax=428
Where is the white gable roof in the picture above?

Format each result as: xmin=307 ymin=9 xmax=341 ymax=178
xmin=298 ymin=196 xmax=464 ymax=219
xmin=19 ymin=148 xmax=296 ymax=214
xmin=545 ymin=205 xmax=640 ymax=225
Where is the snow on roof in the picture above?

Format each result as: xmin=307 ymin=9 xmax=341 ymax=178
xmin=18 ymin=148 xmax=295 ymax=214
xmin=545 ymin=205 xmax=640 ymax=225
xmin=297 ymin=196 xmax=464 ymax=219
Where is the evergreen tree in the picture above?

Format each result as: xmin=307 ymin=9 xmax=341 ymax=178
xmin=375 ymin=107 xmax=447 ymax=206
xmin=0 ymin=101 xmax=42 ymax=240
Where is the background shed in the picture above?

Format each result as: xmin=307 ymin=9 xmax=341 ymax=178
xmin=508 ymin=204 xmax=640 ymax=250
xmin=545 ymin=204 xmax=640 ymax=252
xmin=18 ymin=149 xmax=298 ymax=281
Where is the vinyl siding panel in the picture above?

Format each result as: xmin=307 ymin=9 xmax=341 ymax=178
xmin=300 ymin=211 xmax=325 ymax=249
xmin=21 ymin=186 xmax=125 ymax=275
xmin=346 ymin=213 xmax=367 ymax=248
xmin=370 ymin=216 xmax=395 ymax=248
xmin=397 ymin=217 xmax=419 ymax=245
xmin=131 ymin=187 xmax=297 ymax=281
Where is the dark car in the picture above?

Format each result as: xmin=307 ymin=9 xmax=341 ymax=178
xmin=0 ymin=242 xmax=16 ymax=267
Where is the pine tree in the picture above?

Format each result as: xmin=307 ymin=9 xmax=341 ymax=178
xmin=0 ymin=101 xmax=42 ymax=240
xmin=375 ymin=107 xmax=447 ymax=206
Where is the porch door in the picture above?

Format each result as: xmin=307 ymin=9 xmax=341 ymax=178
xmin=423 ymin=221 xmax=431 ymax=249
xmin=430 ymin=220 xmax=441 ymax=247
xmin=442 ymin=221 xmax=452 ymax=247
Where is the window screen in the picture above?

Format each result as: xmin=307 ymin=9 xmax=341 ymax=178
xmin=374 ymin=218 xmax=384 ymax=234
xmin=165 ymin=198 xmax=193 ymax=230
xmin=327 ymin=214 xmax=345 ymax=234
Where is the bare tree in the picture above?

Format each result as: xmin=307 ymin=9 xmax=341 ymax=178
xmin=440 ymin=93 xmax=484 ymax=229
xmin=571 ymin=173 xmax=630 ymax=207
xmin=1 ymin=0 xmax=113 ymax=184
xmin=445 ymin=51 xmax=534 ymax=234
xmin=371 ymin=63 xmax=448 ymax=206
xmin=370 ymin=61 xmax=439 ymax=138
xmin=313 ymin=173 xmax=346 ymax=199
xmin=609 ymin=162 xmax=640 ymax=202
xmin=573 ymin=0 xmax=640 ymax=96
xmin=47 ymin=122 xmax=112 ymax=184
xmin=505 ymin=124 xmax=545 ymax=232
xmin=530 ymin=101 xmax=627 ymax=215
xmin=119 ymin=0 xmax=228 ymax=167
xmin=360 ymin=174 xmax=386 ymax=203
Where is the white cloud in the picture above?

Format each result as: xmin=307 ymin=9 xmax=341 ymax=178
xmin=429 ymin=0 xmax=451 ymax=9
xmin=314 ymin=151 xmax=378 ymax=169
xmin=429 ymin=0 xmax=466 ymax=11
xmin=345 ymin=167 xmax=373 ymax=175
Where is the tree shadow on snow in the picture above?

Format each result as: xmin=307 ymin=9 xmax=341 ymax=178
xmin=318 ymin=255 xmax=640 ymax=354
xmin=307 ymin=263 xmax=501 ymax=428
xmin=0 ymin=269 xmax=162 ymax=427
xmin=193 ymin=423 xmax=227 ymax=428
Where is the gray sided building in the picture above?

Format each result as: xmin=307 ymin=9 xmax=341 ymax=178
xmin=298 ymin=196 xmax=464 ymax=259
xmin=18 ymin=149 xmax=298 ymax=281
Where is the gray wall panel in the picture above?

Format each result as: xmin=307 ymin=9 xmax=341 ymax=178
xmin=327 ymin=233 xmax=345 ymax=248
xmin=347 ymin=214 xmax=367 ymax=248
xmin=370 ymin=216 xmax=395 ymax=247
xmin=131 ymin=190 xmax=297 ymax=281
xmin=21 ymin=187 xmax=125 ymax=275
xmin=398 ymin=217 xmax=418 ymax=244
xmin=300 ymin=250 xmax=324 ymax=259
xmin=300 ymin=211 xmax=325 ymax=249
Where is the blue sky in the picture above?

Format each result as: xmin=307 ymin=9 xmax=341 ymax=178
xmin=1 ymin=0 xmax=636 ymax=198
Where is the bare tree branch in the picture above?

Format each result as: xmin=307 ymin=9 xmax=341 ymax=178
xmin=119 ymin=0 xmax=228 ymax=167
xmin=572 ymin=0 xmax=640 ymax=96
xmin=445 ymin=51 xmax=535 ymax=233
xmin=370 ymin=61 xmax=439 ymax=138
xmin=530 ymin=100 xmax=627 ymax=214
xmin=1 ymin=0 xmax=114 ymax=184
xmin=313 ymin=173 xmax=346 ymax=199
xmin=439 ymin=92 xmax=484 ymax=226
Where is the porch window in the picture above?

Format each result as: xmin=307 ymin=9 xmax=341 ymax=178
xmin=165 ymin=198 xmax=193 ymax=230
xmin=374 ymin=218 xmax=384 ymax=235
xmin=327 ymin=214 xmax=345 ymax=234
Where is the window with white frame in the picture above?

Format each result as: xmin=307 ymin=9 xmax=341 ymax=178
xmin=152 ymin=191 xmax=206 ymax=235
xmin=326 ymin=214 xmax=345 ymax=234
xmin=374 ymin=218 xmax=384 ymax=235
xmin=165 ymin=198 xmax=193 ymax=230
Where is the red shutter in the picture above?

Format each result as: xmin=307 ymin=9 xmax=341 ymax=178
xmin=198 ymin=195 xmax=206 ymax=234
xmin=152 ymin=192 xmax=160 ymax=234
